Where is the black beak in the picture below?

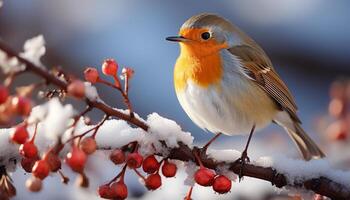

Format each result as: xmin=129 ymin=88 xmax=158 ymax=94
xmin=166 ymin=36 xmax=188 ymax=42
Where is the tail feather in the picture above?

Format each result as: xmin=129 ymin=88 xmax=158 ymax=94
xmin=275 ymin=111 xmax=325 ymax=160
xmin=284 ymin=123 xmax=325 ymax=160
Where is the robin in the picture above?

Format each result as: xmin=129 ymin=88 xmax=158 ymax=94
xmin=166 ymin=13 xmax=325 ymax=171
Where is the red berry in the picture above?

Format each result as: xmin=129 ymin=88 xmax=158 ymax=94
xmin=43 ymin=151 xmax=61 ymax=172
xmin=32 ymin=160 xmax=50 ymax=180
xmin=110 ymin=149 xmax=125 ymax=165
xmin=79 ymin=137 xmax=97 ymax=155
xmin=110 ymin=181 xmax=128 ymax=199
xmin=162 ymin=160 xmax=177 ymax=178
xmin=194 ymin=168 xmax=215 ymax=186
xmin=10 ymin=124 xmax=29 ymax=144
xmin=126 ymin=152 xmax=143 ymax=169
xmin=145 ymin=173 xmax=162 ymax=190
xmin=121 ymin=67 xmax=134 ymax=79
xmin=11 ymin=96 xmax=32 ymax=116
xmin=19 ymin=142 xmax=38 ymax=158
xmin=26 ymin=177 xmax=42 ymax=192
xmin=98 ymin=184 xmax=114 ymax=199
xmin=0 ymin=85 xmax=9 ymax=104
xmin=67 ymin=80 xmax=85 ymax=99
xmin=142 ymin=155 xmax=160 ymax=174
xmin=102 ymin=59 xmax=118 ymax=76
xmin=335 ymin=131 xmax=348 ymax=141
xmin=21 ymin=157 xmax=39 ymax=173
xmin=66 ymin=146 xmax=87 ymax=173
xmin=84 ymin=67 xmax=99 ymax=83
xmin=212 ymin=175 xmax=232 ymax=194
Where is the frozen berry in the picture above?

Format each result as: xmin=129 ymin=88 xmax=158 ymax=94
xmin=43 ymin=151 xmax=61 ymax=172
xmin=11 ymin=96 xmax=32 ymax=116
xmin=126 ymin=152 xmax=143 ymax=169
xmin=110 ymin=181 xmax=128 ymax=199
xmin=19 ymin=141 xmax=38 ymax=158
xmin=0 ymin=85 xmax=9 ymax=104
xmin=110 ymin=149 xmax=125 ymax=165
xmin=79 ymin=137 xmax=97 ymax=155
xmin=10 ymin=124 xmax=29 ymax=144
xmin=32 ymin=160 xmax=50 ymax=180
xmin=162 ymin=160 xmax=177 ymax=178
xmin=65 ymin=146 xmax=87 ymax=173
xmin=67 ymin=80 xmax=85 ymax=99
xmin=145 ymin=173 xmax=162 ymax=190
xmin=102 ymin=59 xmax=118 ymax=76
xmin=194 ymin=168 xmax=215 ymax=187
xmin=142 ymin=155 xmax=160 ymax=174
xmin=84 ymin=67 xmax=99 ymax=83
xmin=212 ymin=175 xmax=232 ymax=194
xmin=26 ymin=177 xmax=42 ymax=192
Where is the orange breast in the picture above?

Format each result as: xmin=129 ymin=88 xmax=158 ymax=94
xmin=174 ymin=44 xmax=224 ymax=92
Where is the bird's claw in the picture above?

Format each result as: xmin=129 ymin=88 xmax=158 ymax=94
xmin=235 ymin=150 xmax=250 ymax=182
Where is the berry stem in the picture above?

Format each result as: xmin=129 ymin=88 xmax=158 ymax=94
xmin=134 ymin=169 xmax=146 ymax=181
xmin=58 ymin=170 xmax=70 ymax=184
xmin=108 ymin=164 xmax=127 ymax=185
xmin=29 ymin=123 xmax=39 ymax=143
xmin=193 ymin=151 xmax=205 ymax=168
xmin=184 ymin=186 xmax=194 ymax=200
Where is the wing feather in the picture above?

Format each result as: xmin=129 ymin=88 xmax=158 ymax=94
xmin=228 ymin=45 xmax=301 ymax=123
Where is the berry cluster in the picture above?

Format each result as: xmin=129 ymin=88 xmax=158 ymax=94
xmin=0 ymin=84 xmax=32 ymax=125
xmin=183 ymin=152 xmax=232 ymax=199
xmin=98 ymin=148 xmax=178 ymax=199
xmin=1 ymin=58 xmax=136 ymax=197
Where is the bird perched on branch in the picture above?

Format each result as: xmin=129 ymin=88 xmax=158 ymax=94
xmin=166 ymin=13 xmax=325 ymax=173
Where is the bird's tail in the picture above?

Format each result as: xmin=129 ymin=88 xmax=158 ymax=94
xmin=275 ymin=112 xmax=325 ymax=160
xmin=283 ymin=123 xmax=325 ymax=160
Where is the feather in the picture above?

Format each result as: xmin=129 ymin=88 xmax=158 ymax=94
xmin=228 ymin=45 xmax=301 ymax=123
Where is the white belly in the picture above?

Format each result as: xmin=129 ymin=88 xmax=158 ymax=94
xmin=176 ymin=77 xmax=278 ymax=136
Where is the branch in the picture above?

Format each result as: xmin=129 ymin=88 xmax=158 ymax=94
xmin=0 ymin=41 xmax=148 ymax=131
xmin=1 ymin=41 xmax=349 ymax=200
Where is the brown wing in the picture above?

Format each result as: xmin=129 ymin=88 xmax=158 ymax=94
xmin=228 ymin=45 xmax=301 ymax=123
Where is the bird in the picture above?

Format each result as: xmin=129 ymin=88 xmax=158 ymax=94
xmin=166 ymin=13 xmax=325 ymax=168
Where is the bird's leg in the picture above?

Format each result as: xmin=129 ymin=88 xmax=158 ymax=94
xmin=201 ymin=133 xmax=222 ymax=155
xmin=236 ymin=124 xmax=256 ymax=182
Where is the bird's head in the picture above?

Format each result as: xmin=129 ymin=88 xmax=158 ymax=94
xmin=166 ymin=13 xmax=245 ymax=58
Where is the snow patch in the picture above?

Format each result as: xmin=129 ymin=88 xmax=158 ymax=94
xmin=207 ymin=149 xmax=241 ymax=163
xmin=28 ymin=98 xmax=75 ymax=140
xmin=20 ymin=35 xmax=46 ymax=67
xmin=255 ymin=155 xmax=350 ymax=187
xmin=0 ymin=129 xmax=19 ymax=172
xmin=146 ymin=113 xmax=193 ymax=148
xmin=84 ymin=82 xmax=100 ymax=102
xmin=0 ymin=50 xmax=25 ymax=74
xmin=94 ymin=119 xmax=145 ymax=148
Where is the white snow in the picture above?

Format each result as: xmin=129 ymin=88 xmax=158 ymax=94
xmin=19 ymin=35 xmax=46 ymax=67
xmin=28 ymin=98 xmax=75 ymax=140
xmin=146 ymin=113 xmax=194 ymax=148
xmin=207 ymin=149 xmax=241 ymax=163
xmin=0 ymin=129 xmax=19 ymax=172
xmin=0 ymin=50 xmax=26 ymax=74
xmin=184 ymin=161 xmax=197 ymax=186
xmin=84 ymin=82 xmax=101 ymax=102
xmin=93 ymin=119 xmax=145 ymax=148
xmin=255 ymin=155 xmax=350 ymax=187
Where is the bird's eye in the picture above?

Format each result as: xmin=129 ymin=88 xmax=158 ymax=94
xmin=201 ymin=32 xmax=211 ymax=40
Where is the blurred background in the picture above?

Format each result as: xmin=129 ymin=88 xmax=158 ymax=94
xmin=1 ymin=0 xmax=350 ymax=199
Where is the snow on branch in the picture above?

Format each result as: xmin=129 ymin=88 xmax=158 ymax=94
xmin=0 ymin=40 xmax=350 ymax=200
